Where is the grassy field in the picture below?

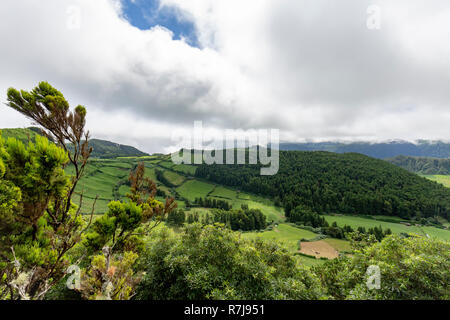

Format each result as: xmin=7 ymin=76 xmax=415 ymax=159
xmin=210 ymin=186 xmax=238 ymax=199
xmin=117 ymin=155 xmax=159 ymax=160
xmin=423 ymin=175 xmax=450 ymax=188
xmin=242 ymin=223 xmax=317 ymax=252
xmin=205 ymin=185 xmax=285 ymax=222
xmin=323 ymin=238 xmax=352 ymax=252
xmin=234 ymin=197 xmax=284 ymax=223
xmin=72 ymin=194 xmax=111 ymax=215
xmin=143 ymin=166 xmax=158 ymax=181
xmin=241 ymin=222 xmax=355 ymax=262
xmin=68 ymin=156 xmax=192 ymax=214
xmin=59 ymin=153 xmax=450 ymax=273
xmin=324 ymin=214 xmax=450 ymax=241
xmin=295 ymin=255 xmax=326 ymax=267
xmin=159 ymin=161 xmax=176 ymax=169
xmin=68 ymin=160 xmax=131 ymax=214
xmin=176 ymin=180 xmax=216 ymax=201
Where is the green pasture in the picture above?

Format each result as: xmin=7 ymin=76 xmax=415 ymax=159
xmin=159 ymin=161 xmax=176 ymax=169
xmin=323 ymin=214 xmax=450 ymax=241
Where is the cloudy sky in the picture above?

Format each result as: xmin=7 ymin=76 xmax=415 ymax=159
xmin=0 ymin=0 xmax=449 ymax=153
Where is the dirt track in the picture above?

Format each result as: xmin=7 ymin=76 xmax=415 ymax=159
xmin=299 ymin=240 xmax=339 ymax=259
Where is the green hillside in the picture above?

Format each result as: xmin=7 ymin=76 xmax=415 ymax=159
xmin=280 ymin=140 xmax=450 ymax=158
xmin=86 ymin=138 xmax=149 ymax=158
xmin=323 ymin=214 xmax=450 ymax=241
xmin=15 ymin=142 xmax=448 ymax=269
xmin=0 ymin=127 xmax=43 ymax=144
xmin=5 ymin=127 xmax=446 ymax=247
xmin=0 ymin=127 xmax=149 ymax=158
xmin=70 ymin=155 xmax=286 ymax=222
xmin=196 ymin=150 xmax=450 ymax=220
xmin=66 ymin=153 xmax=450 ymax=242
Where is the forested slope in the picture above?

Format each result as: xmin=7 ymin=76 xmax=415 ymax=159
xmin=0 ymin=127 xmax=148 ymax=158
xmin=387 ymin=155 xmax=450 ymax=175
xmin=196 ymin=151 xmax=450 ymax=220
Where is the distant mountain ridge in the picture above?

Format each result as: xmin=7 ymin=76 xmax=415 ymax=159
xmin=279 ymin=140 xmax=450 ymax=159
xmin=0 ymin=127 xmax=149 ymax=159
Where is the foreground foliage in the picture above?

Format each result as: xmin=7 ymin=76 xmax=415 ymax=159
xmin=135 ymin=224 xmax=324 ymax=300
xmin=315 ymin=233 xmax=450 ymax=300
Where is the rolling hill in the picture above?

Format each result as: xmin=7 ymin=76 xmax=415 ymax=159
xmin=0 ymin=127 xmax=148 ymax=158
xmin=196 ymin=150 xmax=450 ymax=220
xmin=279 ymin=140 xmax=450 ymax=159
xmin=67 ymin=153 xmax=449 ymax=248
xmin=0 ymin=127 xmax=44 ymax=144
xmin=387 ymin=155 xmax=450 ymax=175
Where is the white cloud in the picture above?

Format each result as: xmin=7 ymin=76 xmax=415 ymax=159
xmin=0 ymin=0 xmax=449 ymax=153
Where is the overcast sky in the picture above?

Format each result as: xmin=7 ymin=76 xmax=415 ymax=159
xmin=1 ymin=0 xmax=449 ymax=153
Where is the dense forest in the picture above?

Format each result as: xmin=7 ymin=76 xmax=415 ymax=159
xmin=196 ymin=151 xmax=450 ymax=220
xmin=387 ymin=155 xmax=450 ymax=175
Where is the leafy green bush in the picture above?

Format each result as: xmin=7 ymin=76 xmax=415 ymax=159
xmin=135 ymin=224 xmax=325 ymax=300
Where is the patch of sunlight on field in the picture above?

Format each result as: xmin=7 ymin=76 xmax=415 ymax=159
xmin=423 ymin=175 xmax=450 ymax=188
